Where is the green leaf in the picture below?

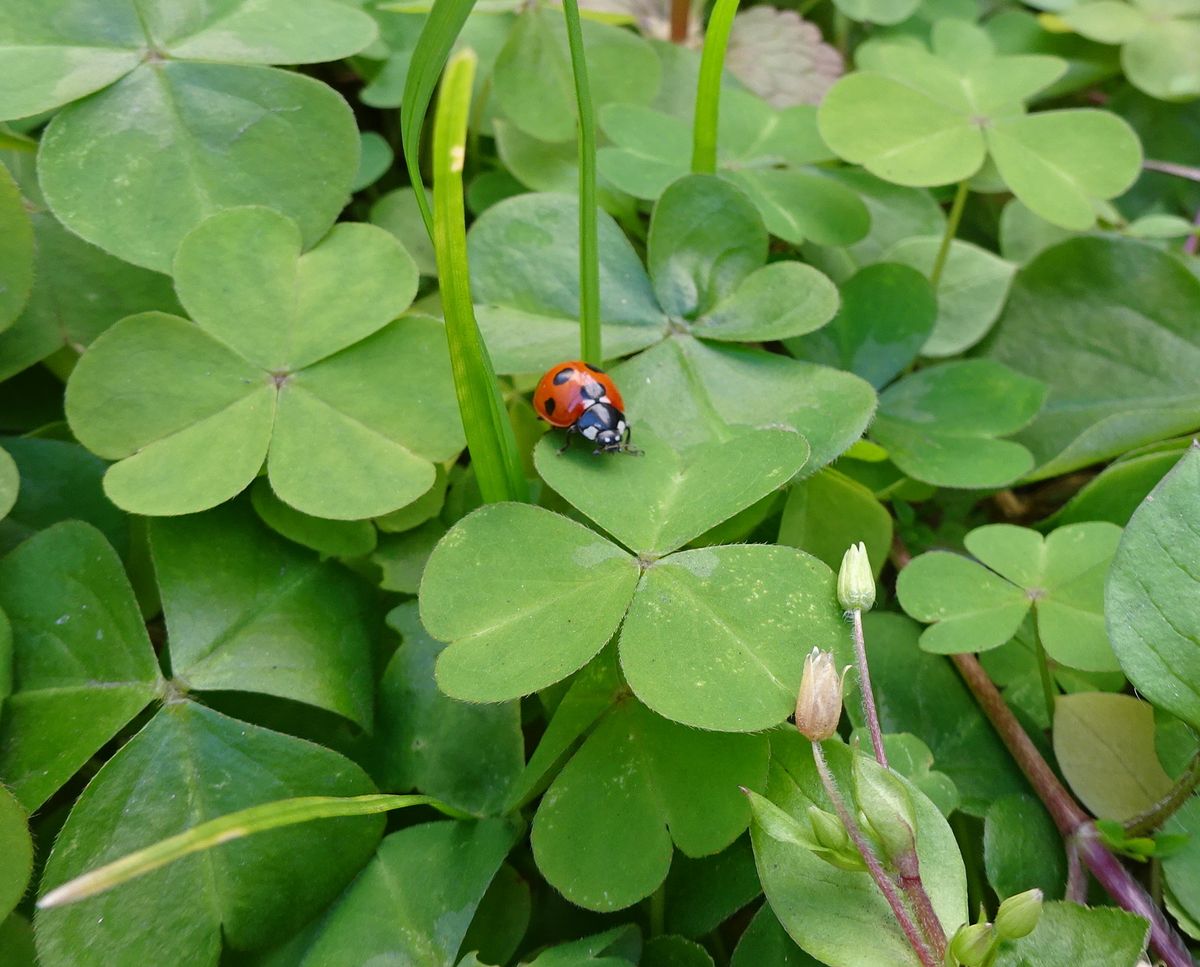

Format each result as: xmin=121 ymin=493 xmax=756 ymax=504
xmin=0 ymin=211 xmax=182 ymax=383
xmin=871 ymin=360 xmax=1045 ymax=489
xmin=370 ymin=602 xmax=524 ymax=816
xmin=983 ymin=238 xmax=1200 ymax=478
xmin=422 ymin=503 xmax=639 ymax=702
xmin=250 ymin=479 xmax=378 ymax=559
xmin=376 ymin=465 xmax=448 ymax=534
xmin=35 ymin=701 xmax=384 ymax=967
xmin=0 ymin=438 xmax=126 ymax=559
xmin=1106 ymin=445 xmax=1200 ymax=731
xmin=462 ymin=862 xmax=532 ymax=966
xmin=1054 ymin=692 xmax=1174 ymax=821
xmin=985 ymin=111 xmax=1142 ymax=232
xmin=371 ymin=187 xmax=439 ymax=277
xmin=0 ymin=446 xmax=15 ymax=521
xmin=693 ymin=262 xmax=840 ymax=343
xmin=67 ymin=209 xmax=460 ymax=519
xmin=531 ymin=697 xmax=768 ymax=911
xmin=150 ymin=503 xmax=376 ymax=728
xmin=372 ymin=519 xmax=447 ymax=594
xmin=521 ymin=924 xmax=642 ymax=967
xmin=0 ymin=785 xmax=31 ymax=920
xmin=1053 ymin=443 xmax=1188 ymax=527
xmin=648 ymin=175 xmax=767 ymax=320
xmin=493 ymin=5 xmax=660 ymax=144
xmin=535 ymin=428 xmax=809 ymax=556
xmin=664 ymin=839 xmax=762 ymax=938
xmin=882 ymin=237 xmax=1016 ymax=357
xmin=0 ymin=162 xmax=32 ymax=332
xmin=0 ymin=522 xmax=161 ymax=811
xmin=833 ymin=0 xmax=920 ymax=25
xmin=619 ymin=544 xmax=847 ymax=731
xmin=468 ymin=192 xmax=667 ymax=372
xmin=615 ymin=337 xmax=876 ymax=473
xmin=643 ymin=936 xmax=715 ymax=967
xmin=259 ymin=818 xmax=519 ymax=967
xmin=778 ymin=468 xmax=893 ymax=577
xmin=722 ymin=169 xmax=871 ymax=248
xmin=731 ymin=904 xmax=824 ymax=967
xmin=786 ymin=263 xmax=937 ymax=389
xmin=854 ymin=614 xmax=1030 ymax=815
xmin=352 ymin=131 xmax=393 ymax=192
xmin=1162 ymin=794 xmax=1200 ymax=936
xmin=898 ymin=522 xmax=1123 ymax=669
xmin=876 ymin=732 xmax=960 ymax=817
xmin=39 ymin=63 xmax=360 ymax=271
xmin=751 ymin=735 xmax=968 ymax=967
xmin=991 ymin=901 xmax=1149 ymax=967
xmin=983 ymin=794 xmax=1066 ymax=900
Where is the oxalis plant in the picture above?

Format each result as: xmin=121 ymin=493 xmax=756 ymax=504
xmin=1 ymin=0 xmax=1200 ymax=964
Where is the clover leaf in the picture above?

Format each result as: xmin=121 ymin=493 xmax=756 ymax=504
xmin=66 ymin=206 xmax=463 ymax=520
xmin=869 ymin=359 xmax=1046 ymax=488
xmin=817 ymin=21 xmax=1142 ymax=229
xmin=421 ymin=500 xmax=848 ymax=732
xmin=897 ymin=521 xmax=1124 ymax=671
xmin=531 ymin=695 xmax=768 ymax=911
xmin=0 ymin=162 xmax=32 ymax=333
xmin=597 ymin=92 xmax=870 ymax=246
xmin=3 ymin=0 xmax=378 ymax=270
xmin=36 ymin=700 xmax=384 ymax=967
xmin=1060 ymin=0 xmax=1200 ymax=100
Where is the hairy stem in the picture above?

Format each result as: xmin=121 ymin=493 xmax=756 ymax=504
xmin=930 ymin=181 xmax=968 ymax=291
xmin=950 ymin=653 xmax=1195 ymax=967
xmin=559 ymin=0 xmax=601 ymax=365
xmin=1066 ymin=840 xmax=1087 ymax=904
xmin=851 ymin=609 xmax=889 ymax=768
xmin=812 ymin=742 xmax=940 ymax=967
xmin=1124 ymin=751 xmax=1200 ymax=837
xmin=896 ymin=851 xmax=948 ymax=958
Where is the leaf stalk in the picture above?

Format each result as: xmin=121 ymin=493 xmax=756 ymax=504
xmin=929 ymin=181 xmax=968 ymax=291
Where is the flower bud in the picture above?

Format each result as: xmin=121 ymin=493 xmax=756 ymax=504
xmin=994 ymin=888 xmax=1043 ymax=940
xmin=807 ymin=805 xmax=849 ymax=852
xmin=795 ymin=648 xmax=844 ymax=741
xmin=852 ymin=754 xmax=917 ymax=864
xmin=838 ymin=541 xmax=875 ymax=612
xmin=949 ymin=922 xmax=996 ymax=967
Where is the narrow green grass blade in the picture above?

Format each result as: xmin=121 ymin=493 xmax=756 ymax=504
xmin=37 ymin=794 xmax=468 ymax=909
xmin=691 ymin=0 xmax=742 ymax=175
xmin=433 ymin=50 xmax=530 ymax=504
xmin=560 ymin=0 xmax=602 ymax=365
xmin=401 ymin=0 xmax=480 ymax=238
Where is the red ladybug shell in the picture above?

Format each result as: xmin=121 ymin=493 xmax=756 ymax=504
xmin=533 ymin=361 xmax=624 ymax=428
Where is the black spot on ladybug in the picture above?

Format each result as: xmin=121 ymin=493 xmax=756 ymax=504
xmin=553 ymin=368 xmax=574 ymax=385
xmin=543 ymin=397 xmax=556 ymax=416
xmin=585 ymin=363 xmax=605 ymax=373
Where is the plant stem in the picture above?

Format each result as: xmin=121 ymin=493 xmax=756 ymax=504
xmin=39 ymin=794 xmax=468 ymax=909
xmin=1065 ymin=840 xmax=1087 ymax=904
xmin=950 ymin=652 xmax=1195 ymax=967
xmin=811 ymin=742 xmax=940 ymax=967
xmin=1143 ymin=158 xmax=1200 ymax=182
xmin=1030 ymin=615 xmax=1057 ymax=729
xmin=670 ymin=0 xmax=691 ymax=42
xmin=691 ymin=0 xmax=740 ymax=175
xmin=649 ymin=882 xmax=666 ymax=936
xmin=1124 ymin=751 xmax=1200 ymax=837
xmin=929 ymin=181 xmax=968 ymax=291
xmin=895 ymin=850 xmax=948 ymax=960
xmin=1187 ymin=207 xmax=1200 ymax=257
xmin=559 ymin=0 xmax=602 ymax=366
xmin=851 ymin=608 xmax=889 ymax=768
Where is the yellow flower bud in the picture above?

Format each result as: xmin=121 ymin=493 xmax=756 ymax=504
xmin=837 ymin=541 xmax=875 ymax=612
xmin=995 ymin=888 xmax=1043 ymax=940
xmin=795 ymin=648 xmax=844 ymax=741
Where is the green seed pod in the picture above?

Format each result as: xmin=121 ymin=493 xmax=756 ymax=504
xmin=807 ymin=804 xmax=849 ymax=852
xmin=837 ymin=541 xmax=875 ymax=612
xmin=852 ymin=754 xmax=917 ymax=864
xmin=995 ymin=888 xmax=1043 ymax=940
xmin=949 ymin=921 xmax=996 ymax=967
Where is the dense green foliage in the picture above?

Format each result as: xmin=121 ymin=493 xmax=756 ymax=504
xmin=1 ymin=0 xmax=1199 ymax=965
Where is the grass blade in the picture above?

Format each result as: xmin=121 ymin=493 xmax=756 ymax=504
xmin=560 ymin=0 xmax=602 ymax=365
xmin=401 ymin=0 xmax=480 ymax=238
xmin=37 ymin=794 xmax=469 ymax=909
xmin=433 ymin=49 xmax=530 ymax=504
xmin=691 ymin=0 xmax=742 ymax=175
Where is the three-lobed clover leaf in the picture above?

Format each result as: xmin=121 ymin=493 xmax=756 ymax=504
xmin=2 ymin=0 xmax=378 ymax=270
xmin=818 ymin=20 xmax=1142 ymax=229
xmin=1058 ymin=0 xmax=1200 ymax=100
xmin=66 ymin=206 xmax=464 ymax=520
xmin=422 ymin=429 xmax=849 ymax=732
xmin=0 ymin=161 xmax=32 ymax=334
xmin=897 ymin=521 xmax=1124 ymax=671
xmin=869 ymin=359 xmax=1046 ymax=488
xmin=597 ymin=90 xmax=870 ymax=246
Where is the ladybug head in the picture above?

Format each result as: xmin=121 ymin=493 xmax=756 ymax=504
xmin=595 ymin=428 xmax=624 ymax=452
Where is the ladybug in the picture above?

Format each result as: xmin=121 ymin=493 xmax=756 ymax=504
xmin=533 ymin=360 xmax=639 ymax=455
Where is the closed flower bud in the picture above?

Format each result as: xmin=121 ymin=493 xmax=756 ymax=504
xmin=838 ymin=541 xmax=876 ymax=612
xmin=795 ymin=648 xmax=844 ymax=741
xmin=995 ymin=888 xmax=1043 ymax=940
xmin=807 ymin=805 xmax=849 ymax=852
xmin=853 ymin=754 xmax=917 ymax=864
xmin=949 ymin=921 xmax=996 ymax=967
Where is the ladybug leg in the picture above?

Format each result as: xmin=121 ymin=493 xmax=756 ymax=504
xmin=622 ymin=424 xmax=643 ymax=456
xmin=556 ymin=426 xmax=577 ymax=455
